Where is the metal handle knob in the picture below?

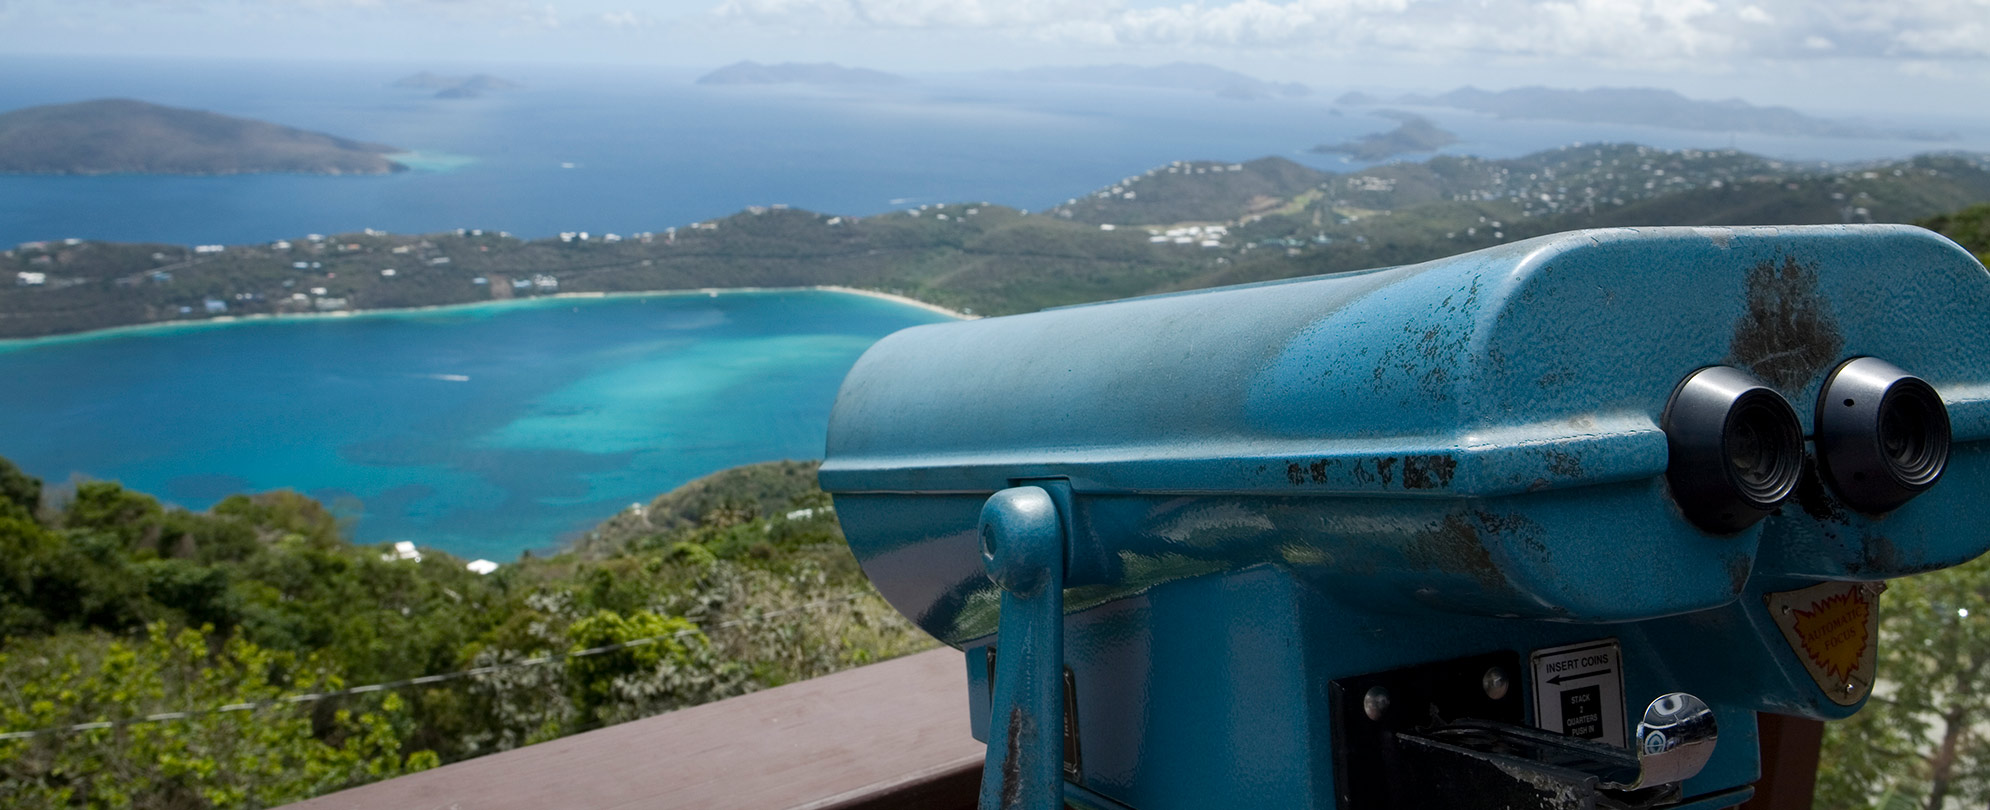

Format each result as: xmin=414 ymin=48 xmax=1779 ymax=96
xmin=1611 ymin=692 xmax=1718 ymax=790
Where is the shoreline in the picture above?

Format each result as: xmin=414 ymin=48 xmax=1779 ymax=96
xmin=812 ymin=285 xmax=977 ymax=320
xmin=0 ymin=285 xmax=972 ymax=351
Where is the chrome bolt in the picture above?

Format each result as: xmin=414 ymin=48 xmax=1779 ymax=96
xmin=1363 ymin=686 xmax=1391 ymax=721
xmin=1482 ymin=667 xmax=1511 ymax=700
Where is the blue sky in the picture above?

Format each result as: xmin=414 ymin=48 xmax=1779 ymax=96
xmin=2 ymin=0 xmax=1985 ymax=115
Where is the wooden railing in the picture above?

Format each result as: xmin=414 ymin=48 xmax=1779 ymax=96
xmin=282 ymin=648 xmax=982 ymax=810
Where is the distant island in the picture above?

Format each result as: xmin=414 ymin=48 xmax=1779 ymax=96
xmin=0 ymin=99 xmax=406 ymax=176
xmin=392 ymin=72 xmax=522 ymax=99
xmin=993 ymin=62 xmax=1309 ymax=100
xmin=1312 ymin=111 xmax=1458 ymax=161
xmin=1339 ymin=86 xmax=1953 ymax=141
xmin=695 ymin=61 xmax=907 ymax=87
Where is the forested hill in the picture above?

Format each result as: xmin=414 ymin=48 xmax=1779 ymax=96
xmin=1047 ymin=145 xmax=1990 ymax=228
xmin=0 ymin=99 xmax=405 ymax=176
xmin=0 ymin=454 xmax=925 ymax=806
xmin=1920 ymin=203 xmax=1990 ymax=263
xmin=4 ymin=144 xmax=1989 ymax=339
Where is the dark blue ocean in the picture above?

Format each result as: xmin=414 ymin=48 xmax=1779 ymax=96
xmin=0 ymin=292 xmax=949 ymax=561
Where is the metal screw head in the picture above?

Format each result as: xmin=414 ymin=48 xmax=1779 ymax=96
xmin=1363 ymin=687 xmax=1391 ymax=721
xmin=1482 ymin=667 xmax=1511 ymax=701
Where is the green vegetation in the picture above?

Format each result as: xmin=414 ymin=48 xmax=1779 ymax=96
xmin=0 ymin=100 xmax=404 ymax=176
xmin=0 ymin=455 xmax=928 ymax=808
xmin=1920 ymin=203 xmax=1990 ymax=264
xmin=1818 ymin=554 xmax=1990 ymax=810
xmin=5 ymin=144 xmax=1987 ymax=339
xmin=0 ymin=205 xmax=1212 ymax=337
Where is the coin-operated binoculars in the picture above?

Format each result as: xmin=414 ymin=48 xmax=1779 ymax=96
xmin=820 ymin=225 xmax=1990 ymax=810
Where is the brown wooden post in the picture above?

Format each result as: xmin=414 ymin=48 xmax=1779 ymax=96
xmin=1741 ymin=712 xmax=1824 ymax=810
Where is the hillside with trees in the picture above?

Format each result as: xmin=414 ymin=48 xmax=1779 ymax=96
xmin=0 ymin=456 xmax=927 ymax=808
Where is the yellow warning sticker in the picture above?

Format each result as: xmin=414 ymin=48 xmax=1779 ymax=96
xmin=1765 ymin=581 xmax=1881 ymax=706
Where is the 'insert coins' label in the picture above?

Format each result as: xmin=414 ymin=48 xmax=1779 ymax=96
xmin=1530 ymin=639 xmax=1627 ymax=748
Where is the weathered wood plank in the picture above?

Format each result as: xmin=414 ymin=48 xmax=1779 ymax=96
xmin=283 ymin=648 xmax=983 ymax=810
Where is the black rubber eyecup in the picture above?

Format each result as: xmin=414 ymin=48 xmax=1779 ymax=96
xmin=1664 ymin=366 xmax=1805 ymax=534
xmin=1816 ymin=357 xmax=1951 ymax=514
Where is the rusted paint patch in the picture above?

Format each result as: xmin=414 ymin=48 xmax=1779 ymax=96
xmin=1862 ymin=534 xmax=1900 ymax=575
xmin=1792 ymin=460 xmax=1846 ymax=524
xmin=1402 ymin=454 xmax=1458 ymax=489
xmin=1284 ymin=459 xmax=1339 ymax=485
xmin=1731 ymin=254 xmax=1843 ymax=390
xmin=1282 ymin=455 xmax=1453 ymax=489
xmin=1474 ymin=510 xmax=1542 ymax=539
xmin=1405 ymin=514 xmax=1506 ymax=591
xmin=1001 ymin=705 xmax=1024 ymax=808
xmin=1543 ymin=449 xmax=1584 ymax=479
xmin=1475 ymin=511 xmax=1550 ymax=572
xmin=1367 ymin=277 xmax=1483 ymax=404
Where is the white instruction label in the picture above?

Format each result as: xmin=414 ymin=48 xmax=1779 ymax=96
xmin=1530 ymin=639 xmax=1627 ymax=748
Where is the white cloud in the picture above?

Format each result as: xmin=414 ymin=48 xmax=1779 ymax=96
xmin=520 ymin=1 xmax=558 ymax=27
xmin=1897 ymin=59 xmax=1958 ymax=79
xmin=708 ymin=0 xmax=1990 ymax=65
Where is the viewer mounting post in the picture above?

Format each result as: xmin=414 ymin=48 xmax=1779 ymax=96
xmin=977 ymin=485 xmax=1068 ymax=810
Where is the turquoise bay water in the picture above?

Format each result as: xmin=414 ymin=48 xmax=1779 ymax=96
xmin=0 ymin=291 xmax=949 ymax=561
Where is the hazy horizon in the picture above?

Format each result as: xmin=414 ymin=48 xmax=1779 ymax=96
xmin=2 ymin=0 xmax=1985 ymax=120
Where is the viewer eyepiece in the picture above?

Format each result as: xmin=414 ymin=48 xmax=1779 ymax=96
xmin=1664 ymin=367 xmax=1804 ymax=534
xmin=1816 ymin=357 xmax=1950 ymax=513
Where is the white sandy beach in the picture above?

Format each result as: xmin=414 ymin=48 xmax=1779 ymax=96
xmin=0 ymin=285 xmax=972 ymax=349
